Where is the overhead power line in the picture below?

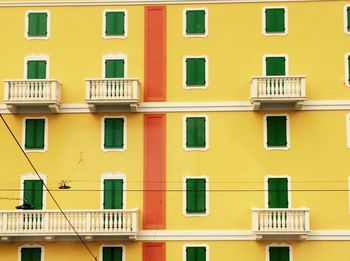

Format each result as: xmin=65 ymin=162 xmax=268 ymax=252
xmin=0 ymin=114 xmax=98 ymax=261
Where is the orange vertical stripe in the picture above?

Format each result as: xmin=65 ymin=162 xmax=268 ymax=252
xmin=143 ymin=114 xmax=166 ymax=229
xmin=143 ymin=242 xmax=166 ymax=261
xmin=144 ymin=6 xmax=166 ymax=101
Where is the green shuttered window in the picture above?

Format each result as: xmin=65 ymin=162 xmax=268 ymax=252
xmin=266 ymin=116 xmax=287 ymax=147
xmin=186 ymin=178 xmax=206 ymax=213
xmin=347 ymin=55 xmax=350 ymax=84
xmin=103 ymin=247 xmax=123 ymax=261
xmin=186 ymin=58 xmax=206 ymax=86
xmin=269 ymin=247 xmax=290 ymax=261
xmin=27 ymin=61 xmax=47 ymax=79
xmin=105 ymin=11 xmax=125 ymax=36
xmin=28 ymin=12 xmax=48 ymax=37
xmin=186 ymin=117 xmax=206 ymax=148
xmin=25 ymin=119 xmax=45 ymax=150
xmin=347 ymin=7 xmax=350 ymax=32
xmin=105 ymin=59 xmax=125 ymax=78
xmin=266 ymin=57 xmax=286 ymax=76
xmin=265 ymin=8 xmax=285 ymax=33
xmin=104 ymin=179 xmax=123 ymax=209
xmin=104 ymin=118 xmax=124 ymax=149
xmin=268 ymin=178 xmax=288 ymax=208
xmin=24 ymin=180 xmax=43 ymax=210
xmin=186 ymin=246 xmax=206 ymax=261
xmin=21 ymin=248 xmax=42 ymax=261
xmin=186 ymin=10 xmax=206 ymax=35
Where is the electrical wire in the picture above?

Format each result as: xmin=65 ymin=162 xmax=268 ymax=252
xmin=0 ymin=114 xmax=98 ymax=261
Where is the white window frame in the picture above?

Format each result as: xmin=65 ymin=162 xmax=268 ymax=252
xmin=25 ymin=10 xmax=50 ymax=40
xmin=263 ymin=54 xmax=289 ymax=76
xmin=103 ymin=9 xmax=128 ymax=39
xmin=183 ymin=115 xmax=209 ymax=151
xmin=344 ymin=5 xmax=350 ymax=34
xmin=24 ymin=55 xmax=50 ymax=79
xmin=183 ymin=244 xmax=209 ymax=261
xmin=18 ymin=244 xmax=44 ymax=261
xmin=345 ymin=53 xmax=350 ymax=87
xmin=263 ymin=114 xmax=290 ymax=150
xmin=264 ymin=175 xmax=291 ymax=209
xmin=183 ymin=56 xmax=209 ymax=89
xmin=22 ymin=117 xmax=48 ymax=152
xmin=102 ymin=54 xmax=128 ymax=78
xmin=183 ymin=176 xmax=209 ymax=217
xmin=100 ymin=173 xmax=127 ymax=210
xmin=262 ymin=6 xmax=288 ymax=36
xmin=100 ymin=245 xmax=125 ymax=261
xmin=266 ymin=244 xmax=293 ymax=261
xmin=183 ymin=8 xmax=208 ymax=38
xmin=101 ymin=116 xmax=127 ymax=152
xmin=20 ymin=174 xmax=47 ymax=210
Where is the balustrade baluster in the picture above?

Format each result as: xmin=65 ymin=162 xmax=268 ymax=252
xmin=258 ymin=211 xmax=263 ymax=231
xmin=294 ymin=211 xmax=299 ymax=231
xmin=299 ymin=211 xmax=304 ymax=231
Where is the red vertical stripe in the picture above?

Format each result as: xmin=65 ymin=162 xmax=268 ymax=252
xmin=143 ymin=114 xmax=166 ymax=229
xmin=143 ymin=243 xmax=166 ymax=261
xmin=144 ymin=6 xmax=166 ymax=101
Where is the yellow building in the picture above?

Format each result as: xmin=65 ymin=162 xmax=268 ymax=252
xmin=0 ymin=0 xmax=350 ymax=260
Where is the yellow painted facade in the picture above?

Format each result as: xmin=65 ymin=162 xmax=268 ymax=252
xmin=0 ymin=0 xmax=350 ymax=260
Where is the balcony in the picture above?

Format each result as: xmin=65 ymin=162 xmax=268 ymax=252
xmin=4 ymin=80 xmax=61 ymax=113
xmin=85 ymin=78 xmax=140 ymax=112
xmin=250 ymin=76 xmax=306 ymax=110
xmin=0 ymin=209 xmax=139 ymax=242
xmin=252 ymin=208 xmax=310 ymax=240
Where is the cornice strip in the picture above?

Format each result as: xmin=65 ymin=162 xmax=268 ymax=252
xmin=0 ymin=0 xmax=331 ymax=7
xmin=137 ymin=230 xmax=350 ymax=241
xmin=1 ymin=101 xmax=350 ymax=114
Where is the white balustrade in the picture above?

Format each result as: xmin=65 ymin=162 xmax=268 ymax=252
xmin=4 ymin=80 xmax=61 ymax=103
xmin=0 ymin=209 xmax=139 ymax=236
xmin=86 ymin=78 xmax=140 ymax=102
xmin=250 ymin=76 xmax=306 ymax=100
xmin=252 ymin=208 xmax=310 ymax=233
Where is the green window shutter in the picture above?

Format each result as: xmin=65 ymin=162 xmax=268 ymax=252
xmin=265 ymin=8 xmax=285 ymax=33
xmin=268 ymin=178 xmax=288 ymax=208
xmin=186 ymin=58 xmax=206 ymax=86
xmin=38 ymin=13 xmax=48 ymax=36
xmin=24 ymin=180 xmax=43 ymax=210
xmin=186 ymin=10 xmax=205 ymax=34
xmin=105 ymin=59 xmax=125 ymax=78
xmin=347 ymin=7 xmax=350 ymax=31
xmin=104 ymin=179 xmax=123 ymax=209
xmin=106 ymin=12 xmax=125 ymax=36
xmin=186 ymin=117 xmax=206 ymax=148
xmin=269 ymin=247 xmax=290 ymax=261
xmin=28 ymin=13 xmax=47 ymax=36
xmin=104 ymin=118 xmax=124 ymax=149
xmin=266 ymin=116 xmax=287 ymax=147
xmin=186 ymin=247 xmax=206 ymax=261
xmin=25 ymin=119 xmax=45 ymax=149
xmin=266 ymin=57 xmax=286 ymax=76
xmin=103 ymin=247 xmax=123 ymax=261
xmin=186 ymin=178 xmax=206 ymax=213
xmin=27 ymin=61 xmax=46 ymax=79
xmin=21 ymin=248 xmax=42 ymax=261
xmin=348 ymin=55 xmax=350 ymax=84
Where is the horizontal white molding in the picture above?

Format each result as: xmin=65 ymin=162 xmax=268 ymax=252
xmin=2 ymin=100 xmax=350 ymax=114
xmin=137 ymin=230 xmax=350 ymax=241
xmin=137 ymin=230 xmax=255 ymax=241
xmin=0 ymin=0 xmax=331 ymax=7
